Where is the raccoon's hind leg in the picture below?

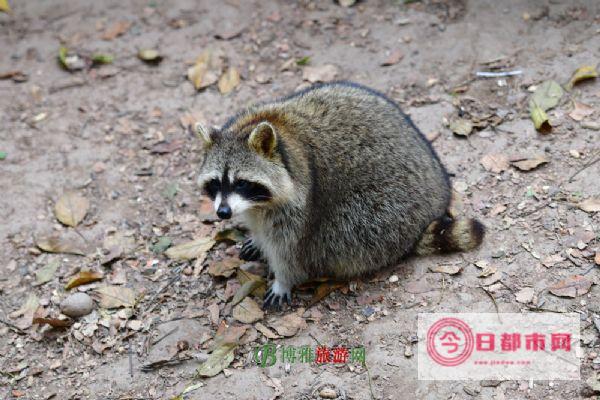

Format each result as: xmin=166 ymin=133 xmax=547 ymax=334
xmin=239 ymin=238 xmax=262 ymax=261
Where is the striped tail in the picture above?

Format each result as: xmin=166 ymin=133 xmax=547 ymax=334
xmin=414 ymin=215 xmax=485 ymax=256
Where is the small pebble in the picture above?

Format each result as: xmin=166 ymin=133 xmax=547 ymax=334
xmin=60 ymin=293 xmax=94 ymax=318
xmin=319 ymin=388 xmax=338 ymax=399
xmin=388 ymin=274 xmax=399 ymax=283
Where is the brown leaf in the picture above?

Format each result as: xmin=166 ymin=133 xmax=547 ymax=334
xmin=566 ymin=65 xmax=598 ymax=90
xmin=429 ymin=264 xmax=462 ymax=275
xmin=65 ymin=271 xmax=104 ymax=290
xmin=94 ymin=286 xmax=136 ymax=308
xmin=213 ymin=322 xmax=248 ymax=347
xmin=9 ymin=294 xmax=39 ymax=330
xmin=232 ymin=297 xmax=264 ymax=324
xmin=54 ymin=192 xmax=89 ymax=227
xmin=308 ymin=281 xmax=345 ymax=307
xmin=36 ymin=235 xmax=86 ymax=256
xmin=541 ymin=254 xmax=565 ymax=268
xmin=578 ymin=198 xmax=600 ymax=213
xmin=218 ymin=67 xmax=240 ymax=94
xmin=255 ymin=322 xmax=280 ymax=339
xmin=102 ymin=20 xmax=131 ymax=40
xmin=236 ymin=269 xmax=267 ymax=298
xmin=214 ymin=228 xmax=246 ymax=244
xmin=549 ymin=275 xmax=592 ymax=298
xmin=510 ymin=155 xmax=548 ymax=171
xmin=302 ymin=64 xmax=340 ymax=83
xmin=165 ymin=237 xmax=215 ymax=261
xmin=208 ymin=258 xmax=242 ymax=278
xmin=231 ymin=280 xmax=263 ymax=306
xmin=197 ymin=343 xmax=236 ymax=377
xmin=595 ymin=251 xmax=600 ymax=266
xmin=568 ymin=101 xmax=594 ymax=121
xmin=380 ymin=50 xmax=403 ymax=66
xmin=32 ymin=317 xmax=72 ymax=328
xmin=187 ymin=49 xmax=221 ymax=90
xmin=269 ymin=312 xmax=307 ymax=337
xmin=480 ymin=153 xmax=509 ymax=173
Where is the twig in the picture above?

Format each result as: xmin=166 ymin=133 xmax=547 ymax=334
xmin=151 ymin=327 xmax=179 ymax=346
xmin=479 ymin=287 xmax=501 ymax=323
xmin=0 ymin=317 xmax=26 ymax=334
xmin=363 ymin=361 xmax=377 ymax=400
xmin=142 ymin=262 xmax=180 ymax=316
xmin=128 ymin=339 xmax=134 ymax=378
xmin=568 ymin=151 xmax=600 ymax=182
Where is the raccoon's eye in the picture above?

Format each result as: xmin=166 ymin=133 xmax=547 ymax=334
xmin=234 ymin=180 xmax=272 ymax=202
xmin=234 ymin=180 xmax=251 ymax=190
xmin=203 ymin=179 xmax=220 ymax=199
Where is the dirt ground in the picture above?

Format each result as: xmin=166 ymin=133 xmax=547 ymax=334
xmin=1 ymin=0 xmax=599 ymax=399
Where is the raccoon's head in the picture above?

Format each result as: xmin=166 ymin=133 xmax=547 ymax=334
xmin=196 ymin=121 xmax=294 ymax=220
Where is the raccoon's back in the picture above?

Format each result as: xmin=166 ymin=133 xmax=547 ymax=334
xmin=280 ymin=82 xmax=450 ymax=211
xmin=277 ymin=82 xmax=452 ymax=270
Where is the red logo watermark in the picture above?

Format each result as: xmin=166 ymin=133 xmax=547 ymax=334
xmin=426 ymin=317 xmax=474 ymax=366
xmin=418 ymin=313 xmax=580 ymax=380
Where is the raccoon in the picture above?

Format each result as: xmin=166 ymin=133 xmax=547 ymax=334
xmin=196 ymin=82 xmax=484 ymax=308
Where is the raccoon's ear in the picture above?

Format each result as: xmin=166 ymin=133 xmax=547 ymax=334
xmin=195 ymin=122 xmax=212 ymax=147
xmin=248 ymin=121 xmax=277 ymax=158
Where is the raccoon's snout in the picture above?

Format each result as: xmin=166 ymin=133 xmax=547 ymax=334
xmin=217 ymin=204 xmax=232 ymax=220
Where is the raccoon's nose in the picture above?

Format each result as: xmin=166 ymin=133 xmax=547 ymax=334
xmin=217 ymin=204 xmax=232 ymax=220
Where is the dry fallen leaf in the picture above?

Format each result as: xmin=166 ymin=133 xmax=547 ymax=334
xmin=578 ymin=198 xmax=600 ymax=213
xmin=137 ymin=49 xmax=163 ymax=64
xmin=380 ymin=50 xmax=403 ymax=66
xmin=218 ymin=67 xmax=240 ymax=94
xmin=480 ymin=153 xmax=509 ymax=173
xmin=0 ymin=0 xmax=11 ymax=13
xmin=510 ymin=155 xmax=548 ymax=171
xmin=187 ymin=49 xmax=222 ymax=90
xmin=595 ymin=252 xmax=600 ymax=266
xmin=541 ymin=254 xmax=565 ymax=268
xmin=308 ymin=281 xmax=345 ymax=307
xmin=514 ymin=287 xmax=535 ymax=304
xmin=269 ymin=312 xmax=308 ymax=337
xmin=208 ymin=259 xmax=242 ymax=278
xmin=231 ymin=280 xmax=263 ymax=306
xmin=33 ymin=317 xmax=72 ymax=328
xmin=9 ymin=294 xmax=39 ymax=330
xmin=549 ymin=275 xmax=592 ymax=298
xmin=528 ymin=80 xmax=563 ymax=132
xmin=102 ymin=20 xmax=131 ymax=40
xmin=236 ymin=269 xmax=267 ymax=298
xmin=65 ymin=271 xmax=104 ymax=290
xmin=35 ymin=260 xmax=59 ymax=286
xmin=568 ymin=101 xmax=594 ymax=121
xmin=165 ymin=237 xmax=215 ymax=261
xmin=197 ymin=342 xmax=236 ymax=377
xmin=302 ymin=64 xmax=340 ymax=83
xmin=566 ymin=65 xmax=598 ymax=90
xmin=474 ymin=260 xmax=498 ymax=278
xmin=212 ymin=322 xmax=248 ymax=349
xmin=232 ymin=297 xmax=264 ymax=324
xmin=214 ymin=228 xmax=245 ymax=244
xmin=429 ymin=264 xmax=463 ymax=275
xmin=36 ymin=235 xmax=86 ymax=256
xmin=94 ymin=285 xmax=136 ymax=309
xmin=255 ymin=322 xmax=280 ymax=339
xmin=449 ymin=118 xmax=473 ymax=136
xmin=54 ymin=192 xmax=89 ymax=227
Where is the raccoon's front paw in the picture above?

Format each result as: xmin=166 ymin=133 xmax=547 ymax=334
xmin=263 ymin=280 xmax=292 ymax=310
xmin=239 ymin=238 xmax=262 ymax=261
